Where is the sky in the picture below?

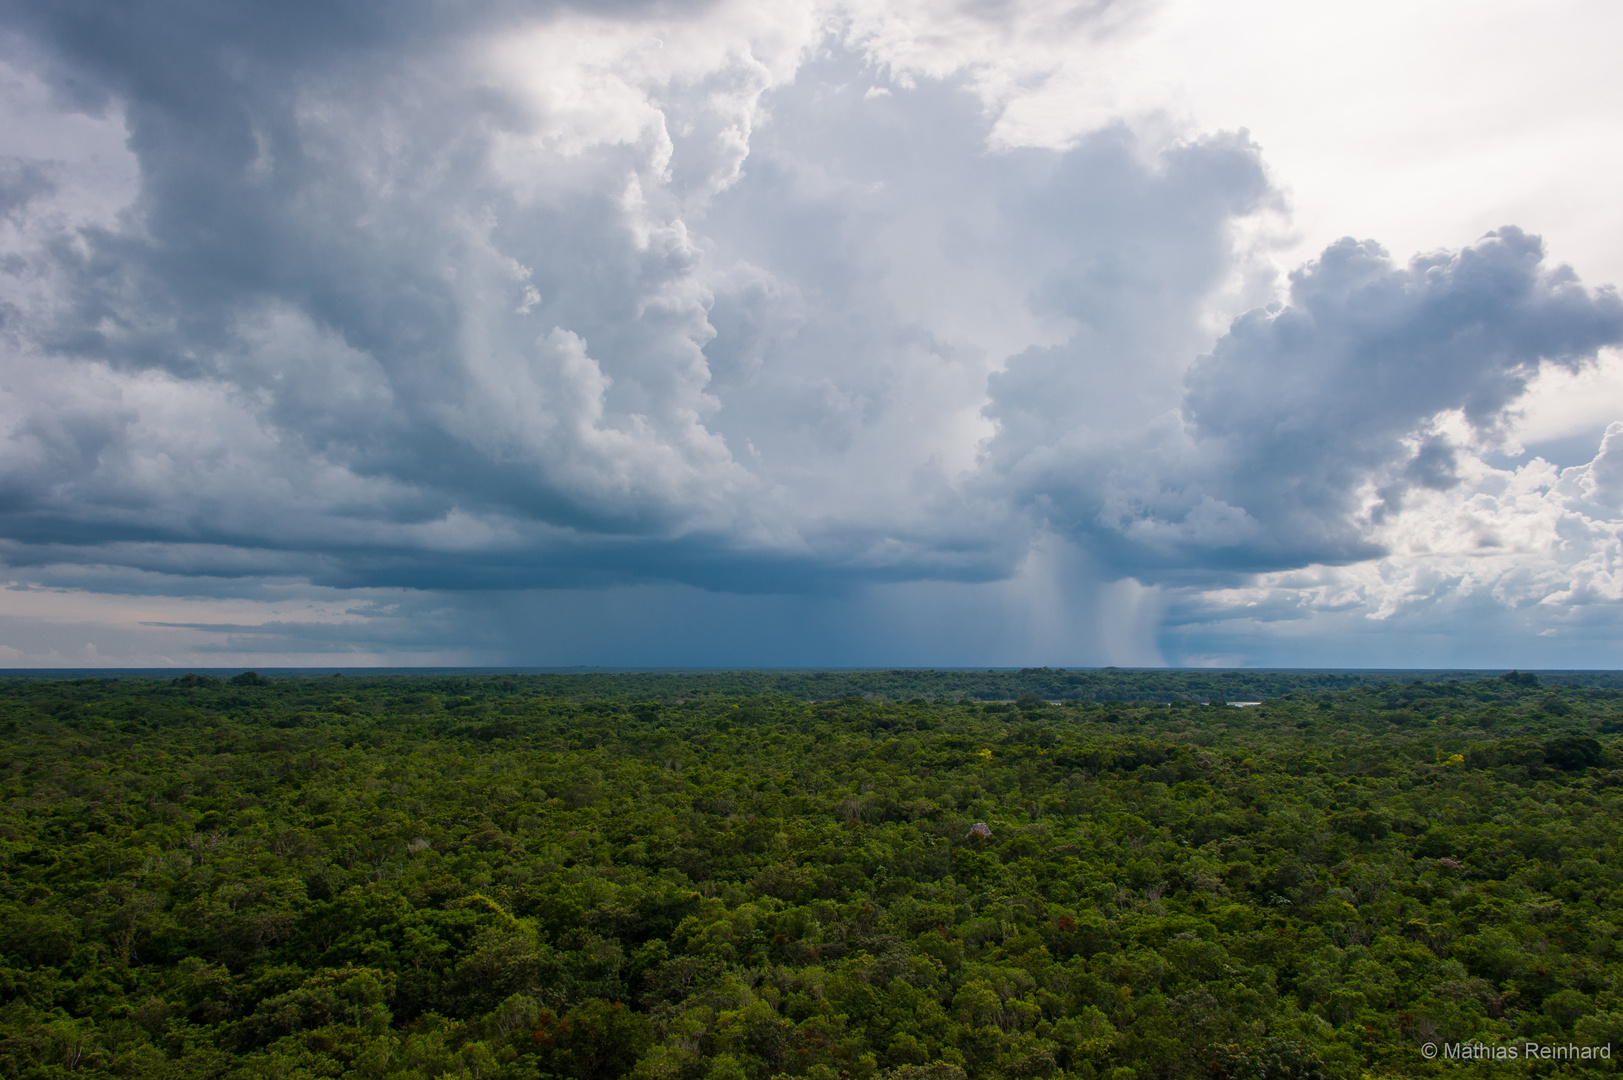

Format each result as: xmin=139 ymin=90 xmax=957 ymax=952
xmin=1 ymin=0 xmax=1622 ymax=669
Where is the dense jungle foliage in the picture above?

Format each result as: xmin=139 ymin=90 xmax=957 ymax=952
xmin=19 ymin=668 xmax=1623 ymax=704
xmin=3 ymin=671 xmax=1623 ymax=1079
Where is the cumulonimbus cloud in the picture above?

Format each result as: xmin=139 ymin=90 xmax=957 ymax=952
xmin=1 ymin=0 xmax=1621 ymax=665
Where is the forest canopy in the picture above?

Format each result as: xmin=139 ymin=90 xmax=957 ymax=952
xmin=2 ymin=670 xmax=1622 ymax=1078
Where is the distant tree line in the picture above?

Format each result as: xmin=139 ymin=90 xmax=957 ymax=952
xmin=15 ymin=665 xmax=1621 ymax=704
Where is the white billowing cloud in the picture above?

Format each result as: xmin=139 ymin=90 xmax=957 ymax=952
xmin=989 ymin=228 xmax=1623 ymax=578
xmin=3 ymin=1 xmax=793 ymax=583
xmin=0 ymin=0 xmax=1286 ymax=588
xmin=1351 ymin=420 xmax=1623 ymax=616
xmin=1152 ymin=417 xmax=1623 ymax=666
xmin=0 ymin=0 xmax=1621 ymax=667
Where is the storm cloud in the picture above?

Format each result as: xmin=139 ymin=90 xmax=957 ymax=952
xmin=991 ymin=228 xmax=1623 ymax=577
xmin=2 ymin=0 xmax=1621 ymax=666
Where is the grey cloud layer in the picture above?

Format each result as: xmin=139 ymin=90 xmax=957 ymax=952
xmin=994 ymin=228 xmax=1623 ymax=578
xmin=2 ymin=0 xmax=1621 ymax=612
